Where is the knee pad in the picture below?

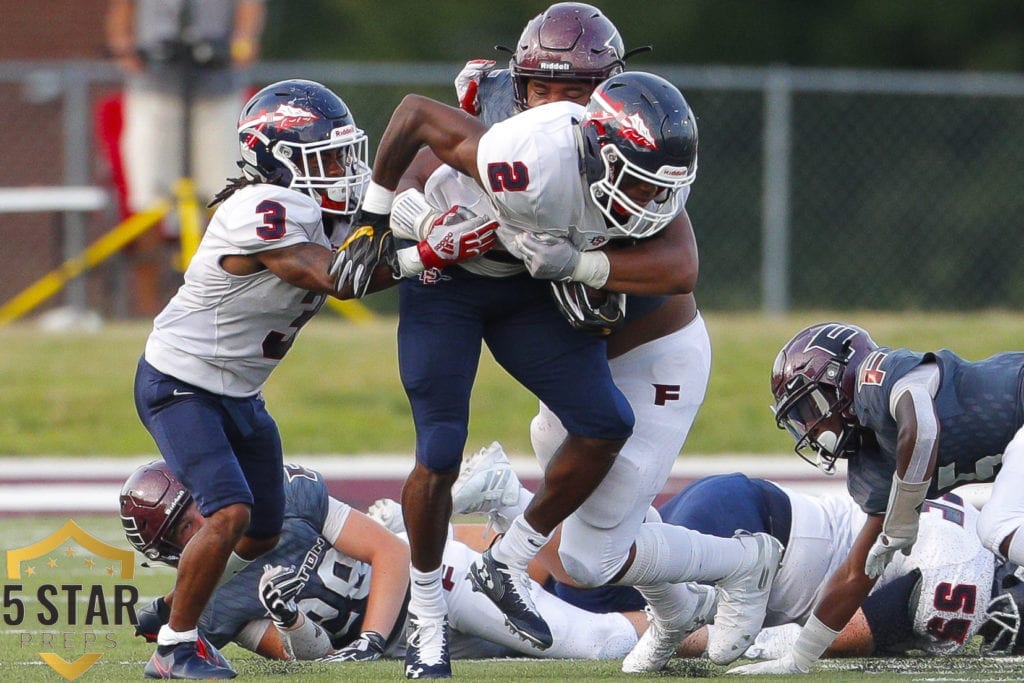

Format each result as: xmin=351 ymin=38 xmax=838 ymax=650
xmin=559 ymin=546 xmax=614 ymax=588
xmin=530 ymin=404 xmax=566 ymax=469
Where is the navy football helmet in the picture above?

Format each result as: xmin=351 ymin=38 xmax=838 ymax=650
xmin=510 ymin=3 xmax=625 ymax=111
xmin=237 ymin=79 xmax=369 ymax=215
xmin=119 ymin=461 xmax=192 ymax=566
xmin=580 ymin=72 xmax=698 ymax=238
xmin=770 ymin=322 xmax=878 ymax=473
xmin=981 ymin=560 xmax=1024 ymax=656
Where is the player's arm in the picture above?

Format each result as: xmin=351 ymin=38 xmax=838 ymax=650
xmin=600 ymin=209 xmax=699 ymax=295
xmin=332 ymin=509 xmax=410 ymax=641
xmin=507 ymin=208 xmax=699 ymax=296
xmin=372 ymin=94 xmax=487 ymax=191
xmin=865 ymin=371 xmax=938 ymax=578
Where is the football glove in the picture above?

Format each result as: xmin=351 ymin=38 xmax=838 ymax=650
xmin=502 ymin=228 xmax=580 ymax=281
xmin=418 ymin=206 xmax=498 ymax=270
xmin=865 ymin=531 xmax=916 ymax=578
xmin=455 ymin=59 xmax=496 ymax=115
xmin=258 ymin=564 xmax=303 ymax=629
xmin=320 ymin=631 xmax=387 ymax=662
xmin=133 ymin=596 xmax=170 ymax=642
xmin=330 ymin=210 xmax=397 ymax=297
xmin=550 ymin=280 xmax=626 ymax=337
xmin=730 ymin=653 xmax=810 ymax=675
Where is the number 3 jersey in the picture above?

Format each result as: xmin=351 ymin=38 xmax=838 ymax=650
xmin=144 ymin=184 xmax=334 ymax=397
xmin=846 ymin=347 xmax=1024 ymax=513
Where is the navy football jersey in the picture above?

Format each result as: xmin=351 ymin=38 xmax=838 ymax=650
xmin=199 ymin=464 xmax=371 ymax=648
xmin=848 ymin=347 xmax=1024 ymax=513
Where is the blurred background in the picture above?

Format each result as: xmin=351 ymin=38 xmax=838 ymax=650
xmin=2 ymin=0 xmax=1024 ymax=323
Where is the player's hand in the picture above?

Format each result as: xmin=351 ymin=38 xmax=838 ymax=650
xmin=455 ymin=59 xmax=496 ymax=115
xmin=133 ymin=596 xmax=170 ymax=642
xmin=330 ymin=210 xmax=397 ymax=297
xmin=730 ymin=653 xmax=810 ymax=675
xmin=320 ymin=631 xmax=387 ymax=662
xmin=865 ymin=531 xmax=915 ymax=578
xmin=502 ymin=228 xmax=580 ymax=281
xmin=258 ymin=564 xmax=303 ymax=629
xmin=550 ymin=281 xmax=625 ymax=336
xmin=417 ymin=206 xmax=498 ymax=270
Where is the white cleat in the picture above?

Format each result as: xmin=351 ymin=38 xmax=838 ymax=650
xmin=622 ymin=583 xmax=717 ymax=673
xmin=367 ymin=498 xmax=406 ymax=534
xmin=706 ymin=532 xmax=784 ymax=665
xmin=452 ymin=442 xmax=521 ymax=526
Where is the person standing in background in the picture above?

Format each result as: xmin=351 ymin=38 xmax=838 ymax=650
xmin=105 ymin=0 xmax=266 ymax=316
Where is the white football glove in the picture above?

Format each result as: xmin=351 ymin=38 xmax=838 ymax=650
xmin=741 ymin=624 xmax=802 ymax=660
xmin=258 ymin=564 xmax=303 ymax=628
xmin=864 ymin=531 xmax=916 ymax=578
xmin=455 ymin=59 xmax=496 ymax=115
xmin=730 ymin=653 xmax=810 ymax=675
xmin=508 ymin=231 xmax=581 ymax=281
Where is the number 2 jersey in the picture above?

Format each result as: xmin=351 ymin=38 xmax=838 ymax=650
xmin=144 ymin=184 xmax=334 ymax=397
xmin=846 ymin=347 xmax=1024 ymax=513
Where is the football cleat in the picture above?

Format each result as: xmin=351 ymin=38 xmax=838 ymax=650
xmin=404 ymin=612 xmax=451 ymax=679
xmin=622 ymin=584 xmax=717 ymax=673
xmin=706 ymin=531 xmax=784 ymax=665
xmin=452 ymin=442 xmax=521 ymax=533
xmin=467 ymin=548 xmax=553 ymax=650
xmin=367 ymin=498 xmax=406 ymax=534
xmin=144 ymin=635 xmax=236 ymax=679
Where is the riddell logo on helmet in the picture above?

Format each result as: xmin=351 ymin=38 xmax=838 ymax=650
xmin=4 ymin=520 xmax=140 ymax=680
xmin=539 ymin=61 xmax=572 ymax=71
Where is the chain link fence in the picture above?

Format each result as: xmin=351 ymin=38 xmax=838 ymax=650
xmin=2 ymin=61 xmax=1023 ymax=317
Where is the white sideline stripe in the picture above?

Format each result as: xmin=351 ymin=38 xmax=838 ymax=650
xmin=0 ymin=453 xmax=815 ymax=478
xmin=0 ymin=454 xmax=994 ymax=512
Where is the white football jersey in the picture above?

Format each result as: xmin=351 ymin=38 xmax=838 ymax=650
xmin=145 ymin=184 xmax=332 ymax=397
xmin=762 ymin=490 xmax=991 ymax=655
xmin=476 ymin=101 xmax=610 ymax=251
xmin=884 ymin=496 xmax=993 ymax=654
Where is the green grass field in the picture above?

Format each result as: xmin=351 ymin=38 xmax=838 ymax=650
xmin=5 ymin=311 xmax=1024 ymax=680
xmin=3 ymin=512 xmax=1024 ymax=681
xmin=2 ymin=515 xmax=1022 ymax=683
xmin=5 ymin=310 xmax=1024 ymax=457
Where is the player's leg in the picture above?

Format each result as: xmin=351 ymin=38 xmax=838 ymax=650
xmin=443 ymin=538 xmax=640 ymax=660
xmin=467 ymin=277 xmax=633 ymax=648
xmin=978 ymin=425 xmax=1024 ymax=563
xmin=396 ymin=274 xmax=485 ymax=678
xmin=133 ymin=357 xmax=242 ymax=678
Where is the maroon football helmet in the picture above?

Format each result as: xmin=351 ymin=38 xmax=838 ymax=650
xmin=119 ymin=461 xmax=192 ymax=566
xmin=510 ymin=2 xmax=625 ymax=110
xmin=770 ymin=322 xmax=878 ymax=472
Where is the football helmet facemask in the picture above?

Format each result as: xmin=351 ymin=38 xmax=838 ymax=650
xmin=981 ymin=561 xmax=1024 ymax=656
xmin=237 ymin=79 xmax=370 ymax=215
xmin=509 ymin=2 xmax=625 ymax=111
xmin=770 ymin=322 xmax=878 ymax=473
xmin=580 ymin=72 xmax=698 ymax=239
xmin=119 ymin=461 xmax=192 ymax=566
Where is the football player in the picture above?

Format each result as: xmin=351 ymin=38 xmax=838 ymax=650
xmin=120 ymin=461 xmax=644 ymax=664
xmin=130 ymin=79 xmax=495 ymax=679
xmin=328 ymin=56 xmax=783 ymax=676
xmin=732 ymin=322 xmax=1024 ymax=674
xmin=352 ymin=4 xmax=780 ymax=676
xmin=453 ymin=454 xmax=1019 ymax=662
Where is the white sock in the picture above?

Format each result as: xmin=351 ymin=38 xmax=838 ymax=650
xmin=409 ymin=566 xmax=445 ymax=619
xmin=618 ymin=523 xmax=749 ymax=585
xmin=491 ymin=515 xmax=550 ymax=571
xmin=215 ymin=551 xmax=252 ymax=588
xmin=157 ymin=625 xmax=198 ymax=646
